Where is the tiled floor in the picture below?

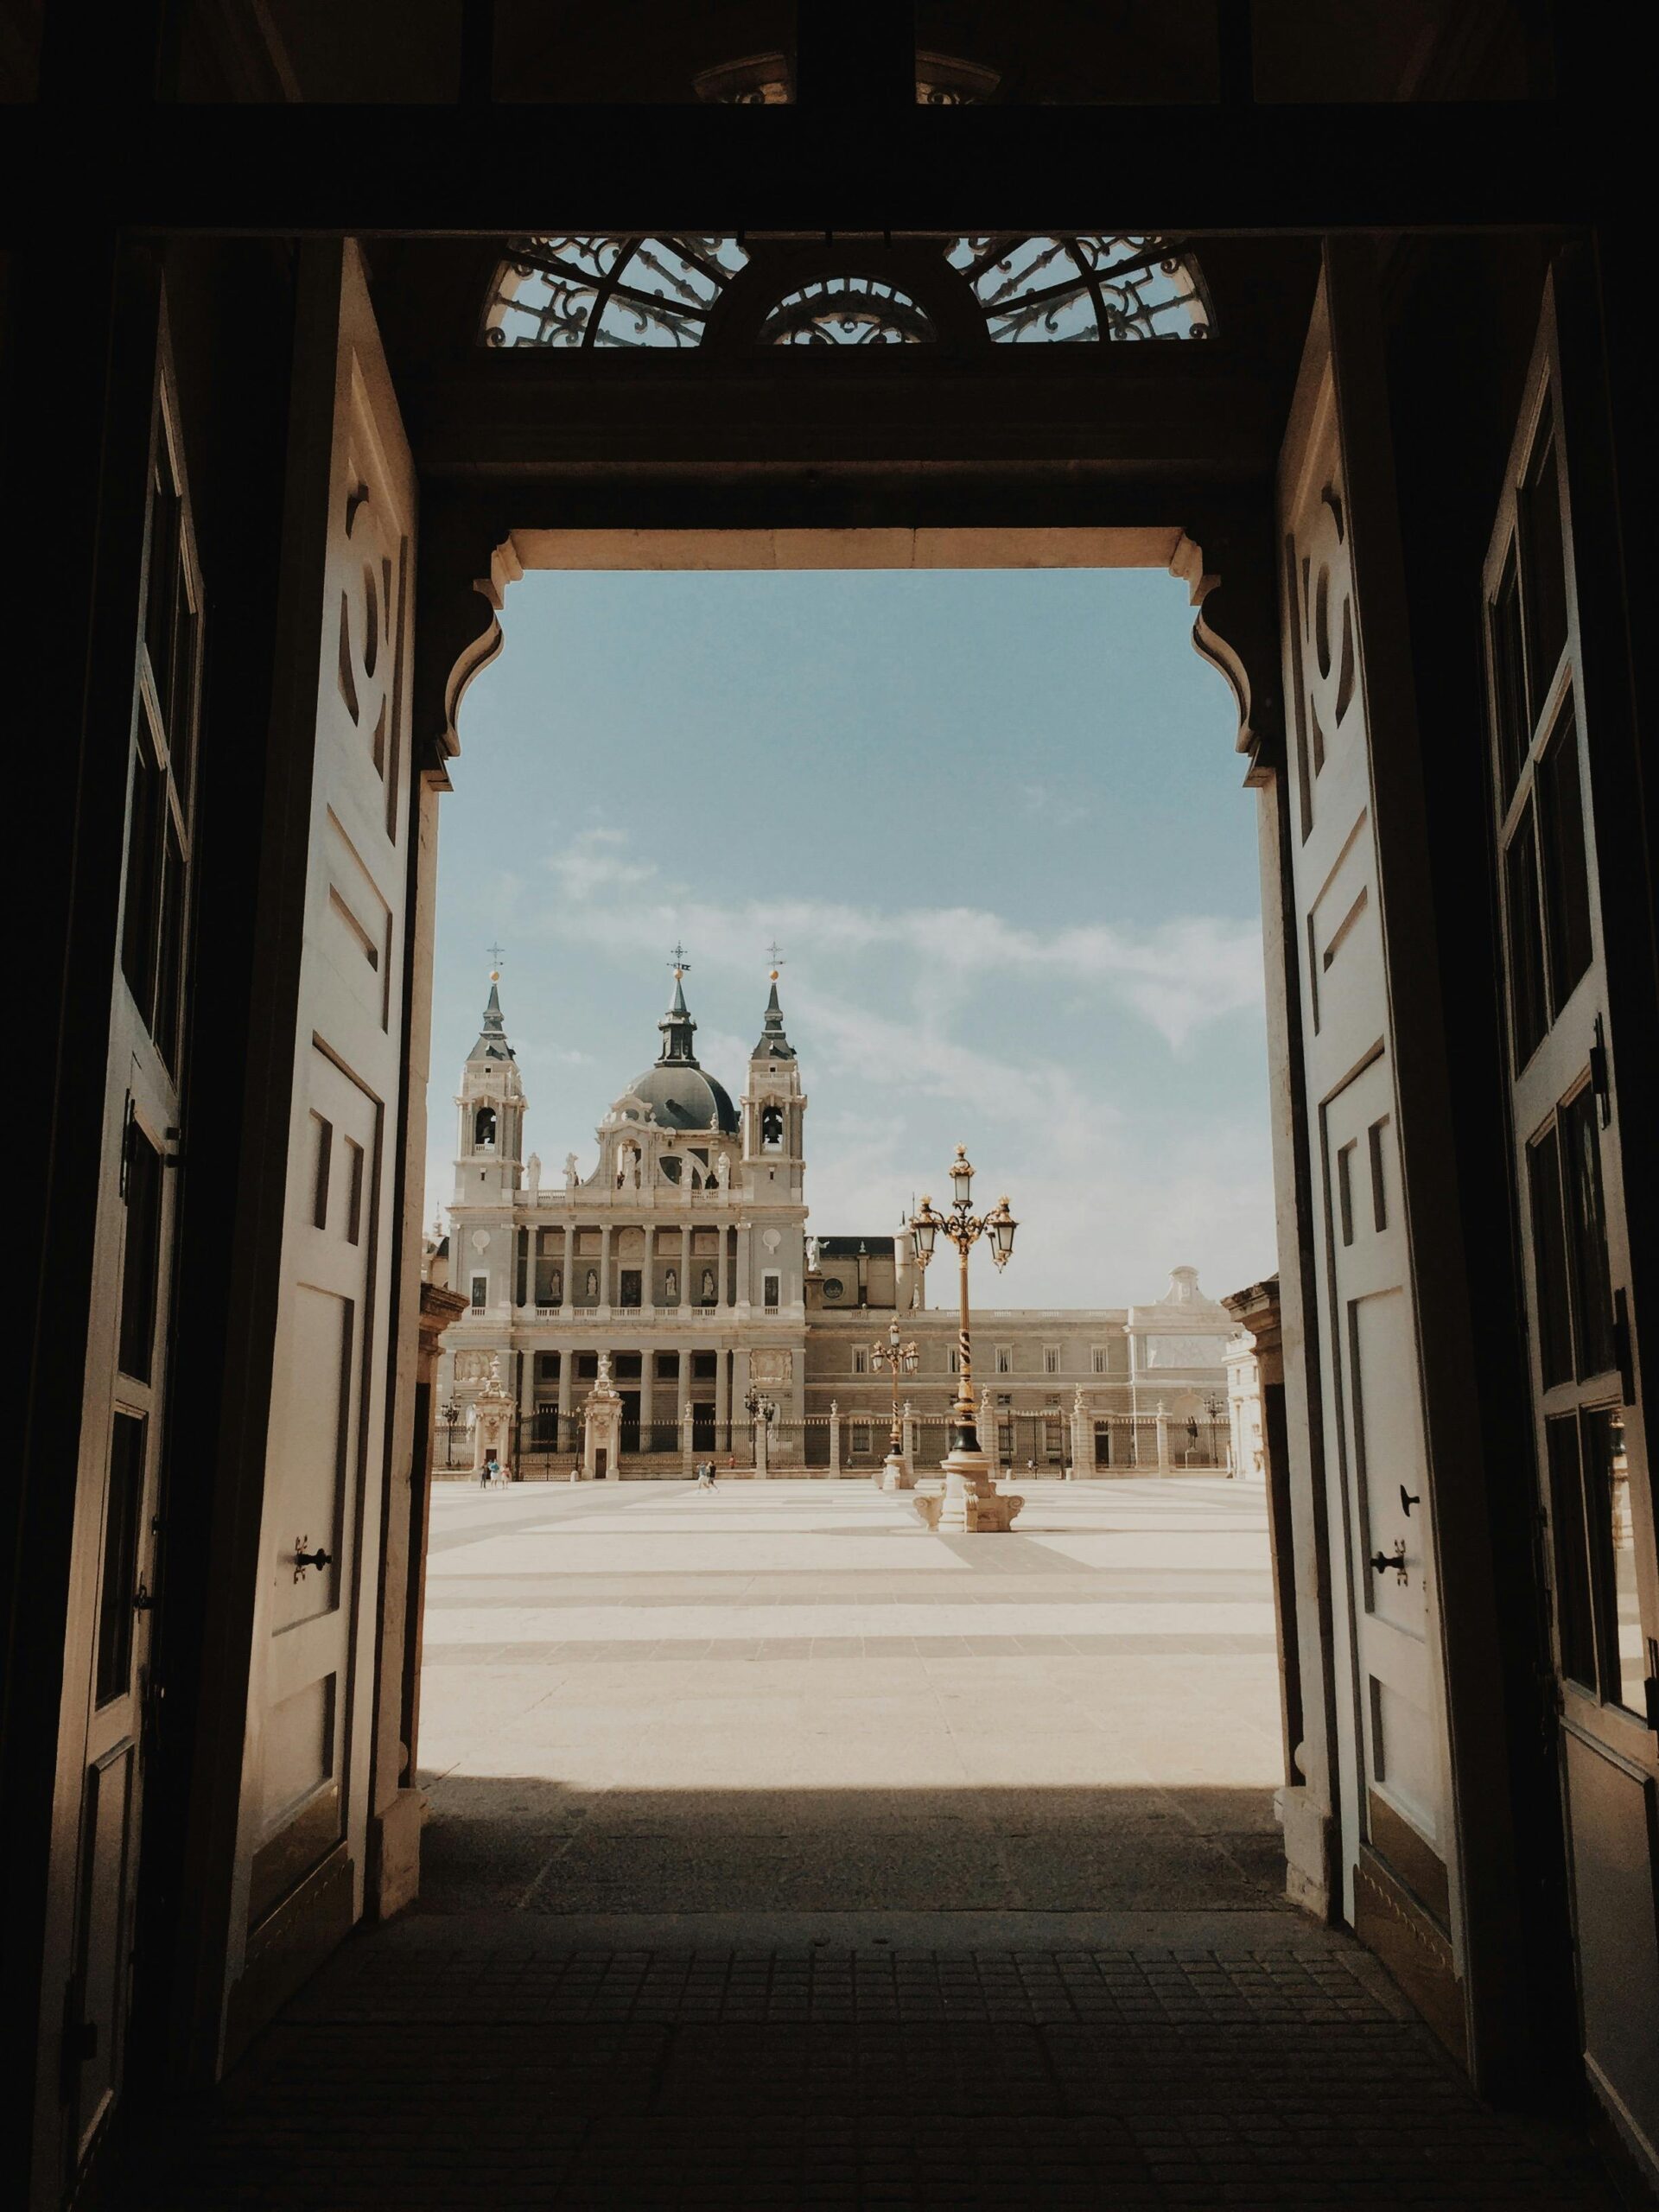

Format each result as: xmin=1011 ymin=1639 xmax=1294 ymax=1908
xmin=120 ymin=1479 xmax=1623 ymax=2208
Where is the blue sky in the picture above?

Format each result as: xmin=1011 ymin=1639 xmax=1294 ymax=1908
xmin=426 ymin=566 xmax=1274 ymax=1308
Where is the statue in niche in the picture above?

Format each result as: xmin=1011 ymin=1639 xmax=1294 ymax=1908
xmin=563 ymin=1153 xmax=580 ymax=1192
xmin=806 ymin=1236 xmax=822 ymax=1272
xmin=700 ymin=1266 xmax=717 ymax=1305
xmin=664 ymin=1267 xmax=678 ymax=1301
xmin=584 ymin=1267 xmax=599 ymax=1300
xmin=525 ymin=1152 xmax=542 ymax=1196
xmin=549 ymin=1268 xmax=563 ymax=1306
xmin=714 ymin=1152 xmax=730 ymax=1189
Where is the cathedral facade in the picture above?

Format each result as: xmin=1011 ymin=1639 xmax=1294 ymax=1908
xmin=437 ymin=963 xmax=1232 ymax=1477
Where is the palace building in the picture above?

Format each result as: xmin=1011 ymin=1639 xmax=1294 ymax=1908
xmin=438 ymin=963 xmax=1231 ymax=1476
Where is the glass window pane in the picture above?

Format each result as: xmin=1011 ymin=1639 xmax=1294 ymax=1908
xmin=1546 ymin=1414 xmax=1596 ymax=1689
xmin=1487 ymin=546 xmax=1529 ymax=803
xmin=1520 ymin=407 xmax=1570 ymax=720
xmin=1527 ymin=1123 xmax=1573 ymax=1389
xmin=154 ymin=815 xmax=187 ymax=1077
xmin=1503 ymin=801 xmax=1547 ymax=1067
xmin=96 ymin=1413 xmax=147 ymax=1707
xmin=120 ymin=743 xmax=166 ymax=1026
xmin=1582 ymin=1408 xmax=1646 ymax=1713
xmin=1538 ymin=706 xmax=1594 ymax=1014
xmin=144 ymin=469 xmax=181 ymax=729
xmin=1561 ymin=1083 xmax=1617 ymax=1381
xmin=118 ymin=1119 xmax=163 ymax=1383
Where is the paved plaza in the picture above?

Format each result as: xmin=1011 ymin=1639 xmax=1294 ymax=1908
xmin=416 ymin=1476 xmax=1288 ymax=1916
xmin=122 ymin=1479 xmax=1623 ymax=2208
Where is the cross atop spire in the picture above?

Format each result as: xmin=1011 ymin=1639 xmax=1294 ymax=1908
xmin=766 ymin=937 xmax=785 ymax=973
xmin=668 ymin=941 xmax=690 ymax=976
xmin=486 ymin=940 xmax=506 ymax=972
xmin=753 ymin=960 xmax=797 ymax=1062
xmin=658 ymin=957 xmax=699 ymax=1065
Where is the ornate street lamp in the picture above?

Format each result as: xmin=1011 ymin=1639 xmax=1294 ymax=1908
xmin=908 ymin=1147 xmax=1020 ymax=1532
xmin=441 ymin=1397 xmax=460 ymax=1469
xmin=869 ymin=1314 xmax=918 ymax=1489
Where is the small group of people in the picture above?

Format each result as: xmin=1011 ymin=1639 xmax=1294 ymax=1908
xmin=693 ymin=1459 xmax=720 ymax=1491
xmin=478 ymin=1454 xmax=503 ymax=1488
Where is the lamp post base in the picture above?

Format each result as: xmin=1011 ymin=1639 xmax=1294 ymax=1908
xmin=922 ymin=1444 xmax=1023 ymax=1533
xmin=878 ymin=1452 xmax=914 ymax=1493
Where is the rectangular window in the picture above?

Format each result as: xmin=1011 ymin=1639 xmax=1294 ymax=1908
xmin=118 ymin=1115 xmax=164 ymax=1384
xmin=534 ymin=1352 xmax=561 ymax=1382
xmin=655 ymin=1352 xmax=680 ymax=1380
xmin=96 ymin=1413 xmax=148 ymax=1707
xmin=120 ymin=741 xmax=166 ymax=1023
xmin=1537 ymin=706 xmax=1594 ymax=1015
xmin=996 ymin=1344 xmax=1013 ymax=1375
xmin=1582 ymin=1406 xmax=1643 ymax=1713
xmin=575 ymin=1352 xmax=599 ymax=1380
xmin=763 ymin=1273 xmax=780 ymax=1311
xmin=1519 ymin=405 xmax=1569 ymax=718
xmin=1527 ymin=1122 xmax=1574 ymax=1389
xmin=1043 ymin=1345 xmax=1061 ymax=1376
xmin=613 ymin=1352 xmax=642 ymax=1381
xmin=1503 ymin=801 xmax=1548 ymax=1068
xmin=1547 ymin=1414 xmax=1597 ymax=1689
xmin=851 ymin=1422 xmax=872 ymax=1457
xmin=470 ymin=1274 xmax=486 ymax=1312
xmin=691 ymin=1351 xmax=718 ymax=1382
xmin=1091 ymin=1347 xmax=1108 ymax=1375
xmin=618 ymin=1268 xmax=643 ymax=1308
xmin=852 ymin=1348 xmax=868 ymax=1375
xmin=1561 ymin=1082 xmax=1616 ymax=1381
xmin=949 ymin=1347 xmax=962 ymax=1374
xmin=1488 ymin=543 xmax=1529 ymax=804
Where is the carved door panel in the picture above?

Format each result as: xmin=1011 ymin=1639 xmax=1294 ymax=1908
xmin=40 ymin=336 xmax=200 ymax=2194
xmin=1277 ymin=278 xmax=1455 ymax=1930
xmin=1484 ymin=283 xmax=1659 ymax=2164
xmin=230 ymin=243 xmax=415 ymax=1992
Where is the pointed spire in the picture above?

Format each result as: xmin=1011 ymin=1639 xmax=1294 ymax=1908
xmin=753 ymin=965 xmax=797 ymax=1060
xmin=468 ymin=966 xmax=516 ymax=1062
xmin=658 ymin=953 xmax=700 ymax=1066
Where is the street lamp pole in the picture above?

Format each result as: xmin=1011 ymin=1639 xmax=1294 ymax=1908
xmin=908 ymin=1147 xmax=1020 ymax=1533
xmin=869 ymin=1315 xmax=918 ymax=1491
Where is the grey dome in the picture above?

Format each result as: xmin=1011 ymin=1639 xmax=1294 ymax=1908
xmin=624 ymin=1062 xmax=739 ymax=1134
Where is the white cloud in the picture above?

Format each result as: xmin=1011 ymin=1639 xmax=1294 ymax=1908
xmin=539 ymin=828 xmax=1261 ymax=1051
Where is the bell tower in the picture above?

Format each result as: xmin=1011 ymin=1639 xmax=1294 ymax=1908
xmin=741 ymin=957 xmax=806 ymax=1202
xmin=453 ymin=963 xmax=526 ymax=1205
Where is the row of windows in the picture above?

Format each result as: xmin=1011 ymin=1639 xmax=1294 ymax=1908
xmin=849 ymin=1343 xmax=1120 ymax=1376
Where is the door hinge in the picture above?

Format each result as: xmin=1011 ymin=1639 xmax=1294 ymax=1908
xmin=1590 ymin=1014 xmax=1612 ymax=1128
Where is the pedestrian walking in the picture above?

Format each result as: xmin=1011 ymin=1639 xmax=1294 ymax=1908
xmin=479 ymin=1456 xmax=490 ymax=1490
xmin=485 ymin=1453 xmax=500 ymax=1488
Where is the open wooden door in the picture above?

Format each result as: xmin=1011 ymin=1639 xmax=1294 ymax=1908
xmin=35 ymin=318 xmax=202 ymax=2202
xmin=1276 ymin=266 xmax=1463 ymax=2048
xmin=222 ymin=241 xmax=417 ymax=2052
xmin=1483 ymin=277 xmax=1659 ymax=2175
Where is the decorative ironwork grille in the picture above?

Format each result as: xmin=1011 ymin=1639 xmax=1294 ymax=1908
xmin=944 ymin=234 xmax=1211 ymax=342
xmin=759 ymin=276 xmax=937 ymax=346
xmin=485 ymin=235 xmax=750 ymax=349
xmin=483 ymin=234 xmax=1212 ymax=352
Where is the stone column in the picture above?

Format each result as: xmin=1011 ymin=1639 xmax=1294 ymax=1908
xmin=580 ymin=1357 xmax=623 ymax=1481
xmin=829 ymin=1402 xmax=841 ymax=1479
xmin=1070 ymin=1386 xmax=1090 ymax=1480
xmin=679 ymin=1223 xmax=690 ymax=1312
xmin=714 ymin=1344 xmax=729 ymax=1459
xmin=734 ymin=1220 xmax=751 ymax=1314
xmin=681 ymin=1401 xmax=696 ymax=1478
xmin=599 ymin=1223 xmax=613 ymax=1317
xmin=556 ymin=1351 xmax=574 ymax=1462
xmin=1155 ymin=1401 xmax=1171 ymax=1475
